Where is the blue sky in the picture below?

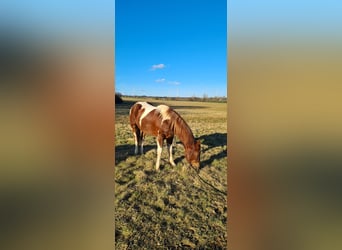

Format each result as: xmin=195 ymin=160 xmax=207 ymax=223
xmin=115 ymin=0 xmax=227 ymax=97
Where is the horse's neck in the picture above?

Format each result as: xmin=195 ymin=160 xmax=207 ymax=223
xmin=174 ymin=118 xmax=195 ymax=148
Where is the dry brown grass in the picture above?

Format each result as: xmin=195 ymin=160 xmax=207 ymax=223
xmin=115 ymin=97 xmax=227 ymax=249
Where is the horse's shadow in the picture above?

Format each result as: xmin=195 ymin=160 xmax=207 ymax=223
xmin=197 ymin=132 xmax=227 ymax=169
xmin=115 ymin=144 xmax=156 ymax=164
xmin=198 ymin=132 xmax=227 ymax=150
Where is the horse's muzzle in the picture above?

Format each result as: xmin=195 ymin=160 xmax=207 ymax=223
xmin=191 ymin=162 xmax=200 ymax=169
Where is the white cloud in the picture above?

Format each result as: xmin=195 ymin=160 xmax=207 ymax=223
xmin=168 ymin=81 xmax=181 ymax=85
xmin=155 ymin=78 xmax=166 ymax=83
xmin=150 ymin=63 xmax=166 ymax=70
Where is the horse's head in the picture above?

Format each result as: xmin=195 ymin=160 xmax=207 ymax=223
xmin=186 ymin=140 xmax=201 ymax=170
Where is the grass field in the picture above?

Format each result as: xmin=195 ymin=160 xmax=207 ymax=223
xmin=115 ymin=97 xmax=227 ymax=249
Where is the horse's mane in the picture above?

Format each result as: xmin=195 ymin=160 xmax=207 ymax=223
xmin=169 ymin=109 xmax=195 ymax=142
xmin=156 ymin=104 xmax=195 ymax=144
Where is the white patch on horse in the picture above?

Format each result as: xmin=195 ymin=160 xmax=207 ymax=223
xmin=155 ymin=138 xmax=162 ymax=170
xmin=157 ymin=105 xmax=171 ymax=123
xmin=138 ymin=102 xmax=156 ymax=127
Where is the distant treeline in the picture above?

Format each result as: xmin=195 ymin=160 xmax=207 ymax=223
xmin=115 ymin=93 xmax=123 ymax=104
xmin=117 ymin=93 xmax=227 ymax=103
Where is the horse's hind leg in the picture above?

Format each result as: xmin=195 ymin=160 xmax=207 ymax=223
xmin=139 ymin=133 xmax=144 ymax=154
xmin=132 ymin=126 xmax=139 ymax=155
xmin=172 ymin=136 xmax=176 ymax=146
xmin=167 ymin=137 xmax=176 ymax=166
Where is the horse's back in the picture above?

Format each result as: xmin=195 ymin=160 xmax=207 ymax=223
xmin=130 ymin=102 xmax=157 ymax=127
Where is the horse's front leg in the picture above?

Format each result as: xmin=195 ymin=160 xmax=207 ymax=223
xmin=167 ymin=137 xmax=176 ymax=167
xmin=155 ymin=135 xmax=163 ymax=171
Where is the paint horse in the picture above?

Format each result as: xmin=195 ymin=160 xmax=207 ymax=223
xmin=129 ymin=102 xmax=200 ymax=171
